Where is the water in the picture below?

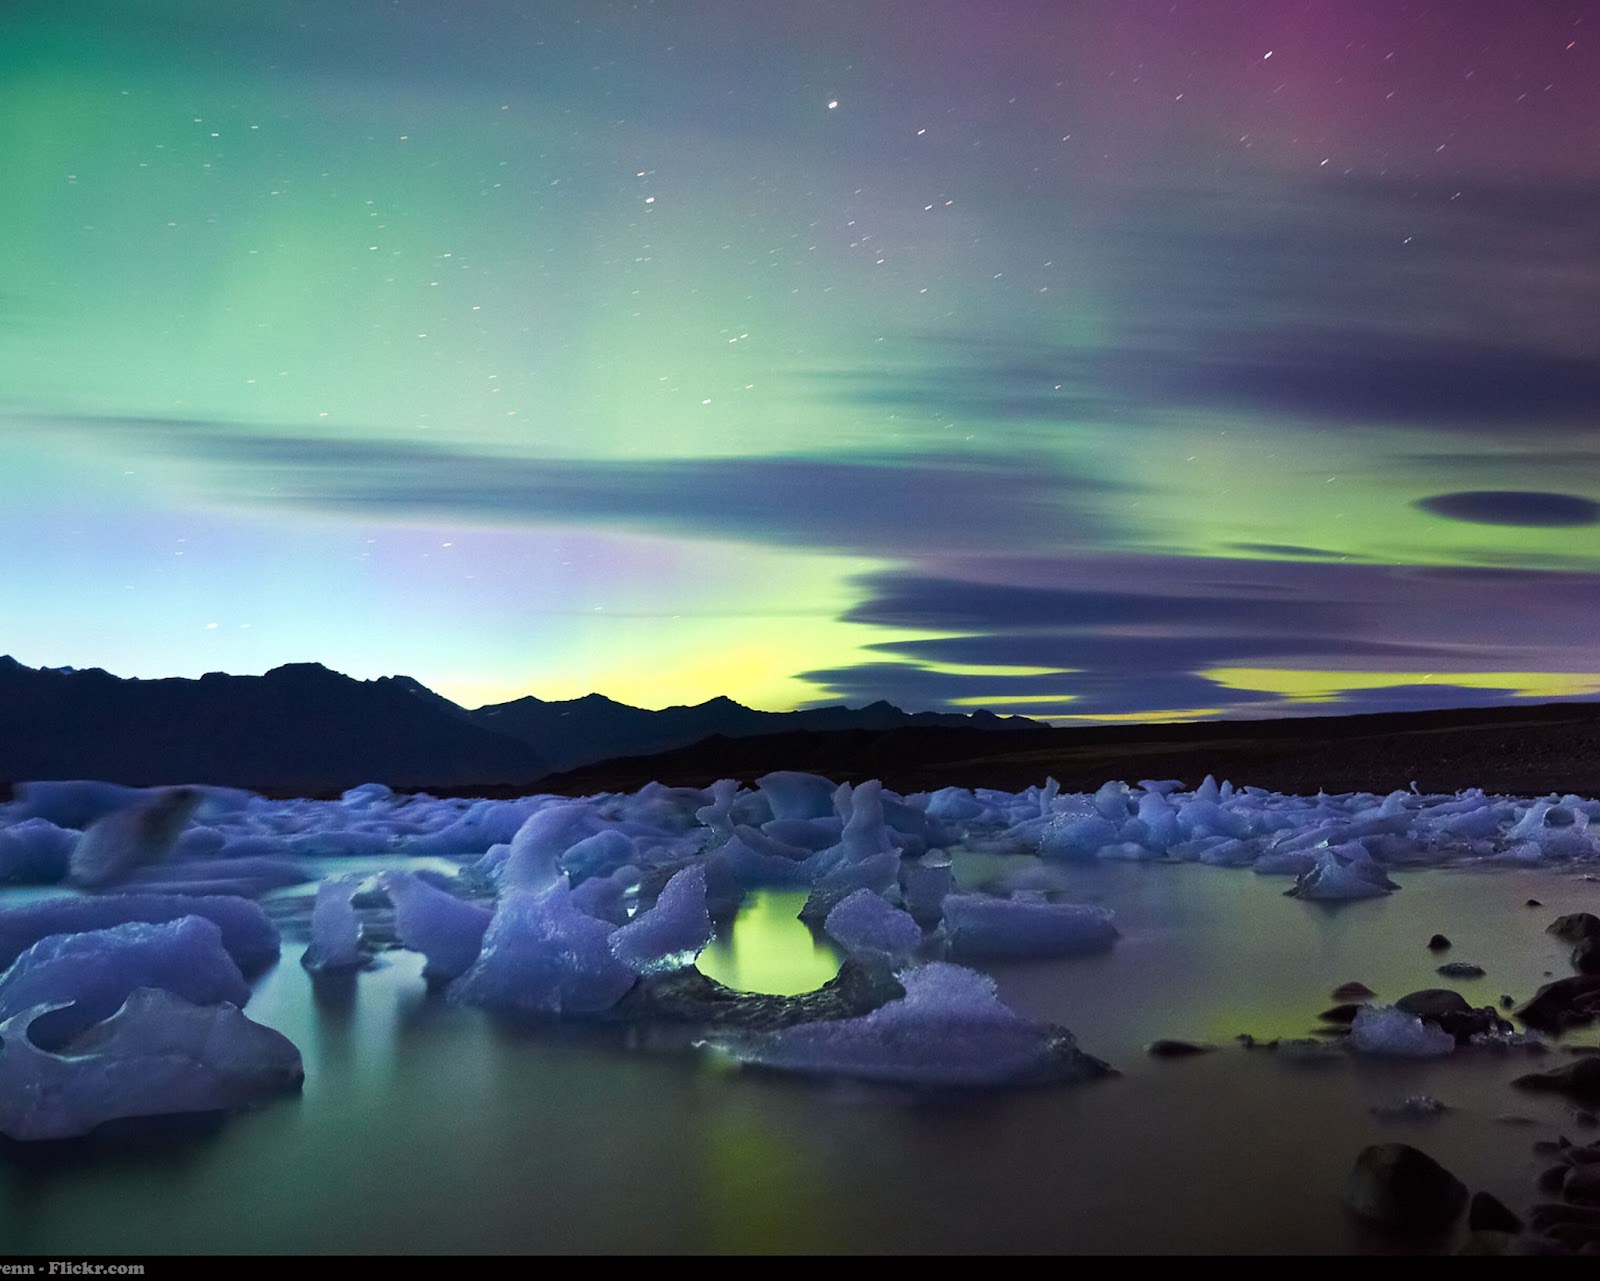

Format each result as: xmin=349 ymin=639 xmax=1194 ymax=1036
xmin=3 ymin=861 xmax=1598 ymax=1254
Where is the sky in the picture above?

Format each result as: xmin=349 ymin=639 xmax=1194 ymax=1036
xmin=5 ymin=0 xmax=1600 ymax=721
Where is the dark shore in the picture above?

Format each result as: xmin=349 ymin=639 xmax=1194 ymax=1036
xmin=512 ymin=699 xmax=1600 ymax=799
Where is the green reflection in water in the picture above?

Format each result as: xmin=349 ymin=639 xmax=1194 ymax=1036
xmin=696 ymin=890 xmax=843 ymax=995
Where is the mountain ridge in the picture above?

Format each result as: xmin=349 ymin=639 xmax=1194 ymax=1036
xmin=0 ymin=657 xmax=1043 ymax=789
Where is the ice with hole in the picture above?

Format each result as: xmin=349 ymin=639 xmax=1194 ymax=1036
xmin=0 ymin=916 xmax=250 ymax=1050
xmin=12 ymin=769 xmax=1600 ymax=1119
xmin=0 ymin=987 xmax=303 ymax=1141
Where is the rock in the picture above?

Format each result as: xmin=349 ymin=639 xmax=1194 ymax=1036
xmin=1514 ymin=1057 xmax=1600 ymax=1103
xmin=1502 ymin=994 xmax=1516 ymax=1009
xmin=1540 ymin=1164 xmax=1573 ymax=1194
xmin=1333 ymin=981 xmax=1377 ymax=999
xmin=1516 ymin=976 xmax=1600 ymax=1034
xmin=1146 ymin=1039 xmax=1213 ymax=1058
xmin=1469 ymin=1191 xmax=1524 ymax=1234
xmin=1427 ymin=933 xmax=1452 ymax=951
xmin=1575 ymin=939 xmax=1600 ymax=975
xmin=1437 ymin=962 xmax=1486 ymax=979
xmin=1567 ymin=1164 xmax=1600 ymax=1207
xmin=1395 ymin=988 xmax=1511 ymax=1043
xmin=1318 ymin=1003 xmax=1367 ymax=1024
xmin=1345 ymin=1143 xmax=1468 ymax=1232
xmin=1527 ymin=1201 xmax=1600 ymax=1251
xmin=1551 ymin=914 xmax=1600 ymax=944
xmin=1528 ymin=899 xmax=1544 ymax=907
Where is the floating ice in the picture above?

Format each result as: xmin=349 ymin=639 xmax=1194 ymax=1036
xmin=709 ymin=962 xmax=1112 ymax=1088
xmin=0 ymin=987 xmax=302 ymax=1141
xmin=68 ymin=788 xmax=203 ymax=889
xmin=0 ymin=916 xmax=250 ymax=1050
xmin=1285 ymin=843 xmax=1399 ymax=900
xmin=1348 ymin=1005 xmax=1456 ymax=1058
xmin=799 ymin=851 xmax=901 ymax=924
xmin=450 ymin=880 xmax=636 ymax=1015
xmin=0 ymin=819 xmax=76 ymax=883
xmin=301 ymin=875 xmax=366 ymax=973
xmin=0 ymin=894 xmax=279 ymax=976
xmin=942 ymin=893 xmax=1119 ymax=959
xmin=610 ymin=864 xmax=713 ymax=975
xmin=757 ymin=771 xmax=837 ymax=822
xmin=500 ymin=802 xmax=602 ymax=892
xmin=823 ymin=888 xmax=922 ymax=961
xmin=377 ymin=871 xmax=493 ymax=982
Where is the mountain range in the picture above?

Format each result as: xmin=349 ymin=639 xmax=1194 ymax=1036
xmin=0 ymin=656 xmax=1042 ymax=791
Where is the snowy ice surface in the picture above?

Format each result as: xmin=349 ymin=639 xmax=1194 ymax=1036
xmin=449 ymin=880 xmax=636 ymax=1016
xmin=942 ymin=894 xmax=1119 ymax=959
xmin=708 ymin=962 xmax=1108 ymax=1088
xmin=823 ymin=888 xmax=924 ymax=961
xmin=609 ymin=863 xmax=713 ymax=975
xmin=0 ymin=987 xmax=302 ymax=1141
xmin=0 ymin=894 xmax=279 ymax=976
xmin=1347 ymin=1005 xmax=1458 ymax=1058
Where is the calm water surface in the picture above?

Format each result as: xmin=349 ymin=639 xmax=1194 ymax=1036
xmin=3 ymin=860 xmax=1599 ymax=1254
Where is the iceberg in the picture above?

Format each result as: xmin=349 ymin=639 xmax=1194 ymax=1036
xmin=301 ymin=875 xmax=366 ymax=973
xmin=708 ymin=962 xmax=1113 ymax=1088
xmin=0 ymin=916 xmax=250 ymax=1050
xmin=610 ymin=863 xmax=713 ymax=975
xmin=450 ymin=880 xmax=636 ymax=1016
xmin=0 ymin=987 xmax=302 ymax=1141
xmin=823 ymin=888 xmax=923 ymax=961
xmin=1348 ymin=1004 xmax=1456 ymax=1058
xmin=942 ymin=893 xmax=1119 ymax=959
xmin=378 ymin=870 xmax=493 ymax=981
xmin=0 ymin=894 xmax=280 ymax=976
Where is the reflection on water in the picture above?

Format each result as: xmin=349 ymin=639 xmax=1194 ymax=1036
xmin=2 ymin=862 xmax=1600 ymax=1253
xmin=695 ymin=890 xmax=842 ymax=995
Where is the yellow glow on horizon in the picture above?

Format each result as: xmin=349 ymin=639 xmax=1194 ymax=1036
xmin=1205 ymin=667 xmax=1600 ymax=702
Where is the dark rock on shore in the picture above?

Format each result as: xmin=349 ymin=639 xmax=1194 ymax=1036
xmin=1550 ymin=914 xmax=1600 ymax=944
xmin=1395 ymin=988 xmax=1510 ymax=1042
xmin=1333 ymin=981 xmax=1376 ymax=999
xmin=1427 ymin=933 xmax=1451 ymax=951
xmin=1516 ymin=976 xmax=1600 ymax=1034
xmin=1437 ymin=962 xmax=1486 ymax=979
xmin=1574 ymin=938 xmax=1600 ymax=975
xmin=1318 ymin=1003 xmax=1366 ymax=1024
xmin=1146 ymin=1039 xmax=1213 ymax=1058
xmin=1514 ymin=1057 xmax=1600 ymax=1103
xmin=1345 ymin=1143 xmax=1468 ymax=1232
xmin=1469 ymin=1190 xmax=1524 ymax=1234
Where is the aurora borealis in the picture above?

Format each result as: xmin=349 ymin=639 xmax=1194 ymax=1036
xmin=5 ymin=0 xmax=1600 ymax=721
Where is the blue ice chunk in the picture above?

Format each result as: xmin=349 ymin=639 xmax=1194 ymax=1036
xmin=757 ymin=772 xmax=838 ymax=822
xmin=560 ymin=829 xmax=636 ymax=885
xmin=0 ymin=916 xmax=250 ymax=1049
xmin=823 ymin=888 xmax=922 ymax=960
xmin=501 ymin=802 xmax=602 ymax=892
xmin=378 ymin=870 xmax=493 ymax=981
xmin=450 ymin=881 xmax=635 ymax=1015
xmin=0 ymin=987 xmax=303 ymax=1141
xmin=712 ymin=962 xmax=1108 ymax=1088
xmin=943 ymin=893 xmax=1118 ymax=959
xmin=0 ymin=894 xmax=279 ymax=976
xmin=0 ymin=819 xmax=75 ymax=883
xmin=610 ymin=864 xmax=713 ymax=975
xmin=301 ymin=875 xmax=366 ymax=973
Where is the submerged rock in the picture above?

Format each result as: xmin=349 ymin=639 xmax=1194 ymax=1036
xmin=1516 ymin=976 xmax=1600 ymax=1034
xmin=1549 ymin=914 xmax=1600 ymax=944
xmin=1513 ymin=1056 xmax=1600 ymax=1103
xmin=1345 ymin=1142 xmax=1468 ymax=1232
xmin=1146 ymin=1039 xmax=1213 ymax=1058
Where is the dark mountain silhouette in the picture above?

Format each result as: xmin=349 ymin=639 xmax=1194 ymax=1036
xmin=0 ymin=657 xmax=1042 ymax=791
xmin=0 ymin=657 xmax=547 ymax=791
xmin=469 ymin=690 xmax=1043 ymax=771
